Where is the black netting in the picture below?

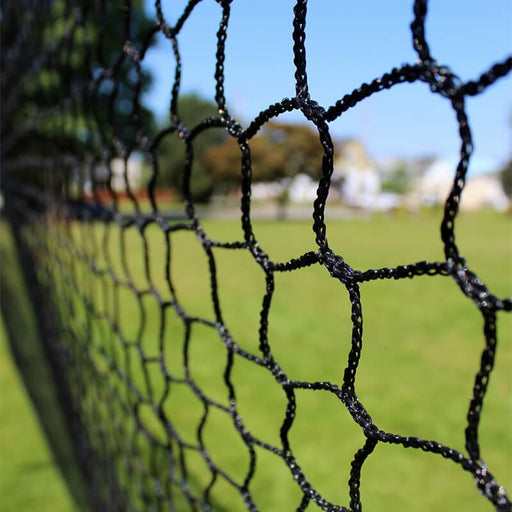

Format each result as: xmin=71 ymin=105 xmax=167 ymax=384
xmin=1 ymin=1 xmax=511 ymax=511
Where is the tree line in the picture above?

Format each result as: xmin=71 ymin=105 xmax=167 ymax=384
xmin=1 ymin=0 xmax=325 ymax=206
xmin=153 ymin=93 xmax=324 ymax=203
xmin=3 ymin=0 xmax=511 ymax=207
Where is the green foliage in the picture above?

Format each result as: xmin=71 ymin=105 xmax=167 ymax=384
xmin=381 ymin=165 xmax=412 ymax=194
xmin=1 ymin=0 xmax=156 ymax=189
xmin=500 ymin=158 xmax=512 ymax=198
xmin=155 ymin=94 xmax=226 ymax=202
xmin=202 ymin=121 xmax=323 ymax=188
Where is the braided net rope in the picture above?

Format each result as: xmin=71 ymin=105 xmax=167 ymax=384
xmin=1 ymin=1 xmax=511 ymax=510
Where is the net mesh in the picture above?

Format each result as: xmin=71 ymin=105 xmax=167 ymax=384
xmin=1 ymin=1 xmax=511 ymax=511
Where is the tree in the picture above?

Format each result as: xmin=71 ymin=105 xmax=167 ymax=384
xmin=1 ymin=0 xmax=156 ymax=193
xmin=500 ymin=158 xmax=512 ymax=199
xmin=381 ymin=165 xmax=412 ymax=194
xmin=155 ymin=94 xmax=226 ymax=203
xmin=203 ymin=121 xmax=323 ymax=190
xmin=201 ymin=121 xmax=323 ymax=216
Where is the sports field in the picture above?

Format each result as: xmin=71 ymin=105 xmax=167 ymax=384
xmin=1 ymin=211 xmax=511 ymax=511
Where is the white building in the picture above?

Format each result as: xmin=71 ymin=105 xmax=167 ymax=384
xmin=461 ymin=173 xmax=509 ymax=211
xmin=288 ymin=173 xmax=318 ymax=203
xmin=110 ymin=156 xmax=147 ymax=193
xmin=418 ymin=159 xmax=453 ymax=206
xmin=334 ymin=138 xmax=382 ymax=210
xmin=418 ymin=158 xmax=509 ymax=211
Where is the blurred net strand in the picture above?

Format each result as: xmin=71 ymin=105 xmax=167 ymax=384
xmin=1 ymin=0 xmax=511 ymax=511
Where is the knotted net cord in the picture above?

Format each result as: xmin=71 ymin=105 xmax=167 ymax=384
xmin=1 ymin=1 xmax=511 ymax=510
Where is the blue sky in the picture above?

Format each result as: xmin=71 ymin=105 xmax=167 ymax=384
xmin=141 ymin=0 xmax=511 ymax=173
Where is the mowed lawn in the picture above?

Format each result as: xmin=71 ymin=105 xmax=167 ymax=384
xmin=0 ymin=226 xmax=78 ymax=512
xmin=1 ymin=211 xmax=511 ymax=511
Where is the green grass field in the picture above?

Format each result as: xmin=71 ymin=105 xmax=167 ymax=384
xmin=0 ymin=224 xmax=79 ymax=512
xmin=0 ymin=320 xmax=78 ymax=512
xmin=1 ymin=211 xmax=511 ymax=511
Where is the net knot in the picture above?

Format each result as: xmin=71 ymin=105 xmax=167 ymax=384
xmin=473 ymin=465 xmax=510 ymax=507
xmin=446 ymin=258 xmax=505 ymax=310
xmin=420 ymin=62 xmax=462 ymax=98
xmin=296 ymin=86 xmax=326 ymax=122
xmin=321 ymin=251 xmax=358 ymax=284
